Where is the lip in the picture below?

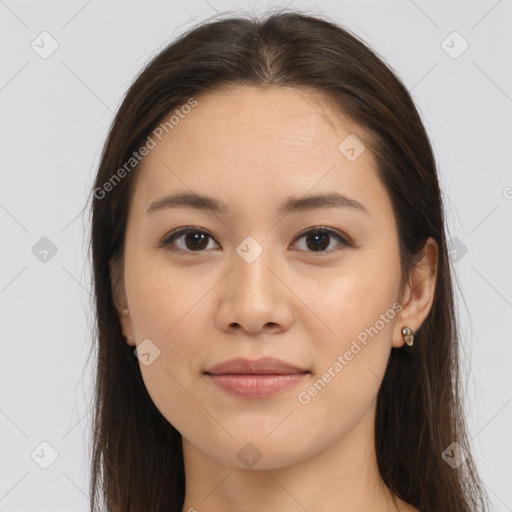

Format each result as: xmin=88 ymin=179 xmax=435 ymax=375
xmin=204 ymin=357 xmax=310 ymax=398
xmin=204 ymin=356 xmax=308 ymax=375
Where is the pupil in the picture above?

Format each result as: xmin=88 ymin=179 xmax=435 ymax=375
xmin=185 ymin=232 xmax=208 ymax=250
xmin=307 ymin=232 xmax=329 ymax=251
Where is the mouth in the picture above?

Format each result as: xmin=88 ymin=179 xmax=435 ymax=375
xmin=204 ymin=356 xmax=309 ymax=375
xmin=203 ymin=356 xmax=311 ymax=398
xmin=205 ymin=373 xmax=310 ymax=398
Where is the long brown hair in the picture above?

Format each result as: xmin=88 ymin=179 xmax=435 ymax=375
xmin=87 ymin=8 xmax=490 ymax=511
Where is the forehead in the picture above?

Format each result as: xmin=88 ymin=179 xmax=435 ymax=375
xmin=130 ymin=86 xmax=385 ymax=218
xmin=153 ymin=85 xmax=367 ymax=161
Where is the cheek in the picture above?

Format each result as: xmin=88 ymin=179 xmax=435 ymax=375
xmin=126 ymin=255 xmax=205 ymax=337
xmin=303 ymin=250 xmax=401 ymax=408
xmin=133 ymin=306 xmax=204 ymax=437
xmin=123 ymin=260 xmax=200 ymax=419
xmin=127 ymin=264 xmax=204 ymax=356
xmin=293 ymin=273 xmax=399 ymax=445
xmin=309 ymin=256 xmax=401 ymax=350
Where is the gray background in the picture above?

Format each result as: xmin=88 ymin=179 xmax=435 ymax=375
xmin=1 ymin=0 xmax=511 ymax=510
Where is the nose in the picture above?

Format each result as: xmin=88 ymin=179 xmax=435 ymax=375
xmin=215 ymin=246 xmax=294 ymax=335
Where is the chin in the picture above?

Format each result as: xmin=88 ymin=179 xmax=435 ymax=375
xmin=199 ymin=434 xmax=318 ymax=471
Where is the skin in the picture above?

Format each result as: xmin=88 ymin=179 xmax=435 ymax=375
xmin=113 ymin=85 xmax=437 ymax=512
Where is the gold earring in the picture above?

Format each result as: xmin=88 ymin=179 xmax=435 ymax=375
xmin=401 ymin=326 xmax=414 ymax=347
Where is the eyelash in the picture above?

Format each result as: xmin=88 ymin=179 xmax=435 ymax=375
xmin=159 ymin=226 xmax=353 ymax=256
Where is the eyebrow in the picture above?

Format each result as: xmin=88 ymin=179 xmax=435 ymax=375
xmin=146 ymin=191 xmax=369 ymax=216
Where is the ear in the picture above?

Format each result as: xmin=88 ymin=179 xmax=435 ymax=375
xmin=392 ymin=237 xmax=438 ymax=348
xmin=109 ymin=254 xmax=136 ymax=346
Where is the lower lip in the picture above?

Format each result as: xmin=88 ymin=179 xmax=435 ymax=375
xmin=206 ymin=373 xmax=309 ymax=398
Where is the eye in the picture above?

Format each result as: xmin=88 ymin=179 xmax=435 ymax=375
xmin=291 ymin=226 xmax=350 ymax=255
xmin=160 ymin=226 xmax=351 ymax=255
xmin=160 ymin=227 xmax=219 ymax=253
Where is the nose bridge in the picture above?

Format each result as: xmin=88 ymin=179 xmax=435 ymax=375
xmin=233 ymin=236 xmax=277 ymax=297
xmin=215 ymin=235 xmax=291 ymax=333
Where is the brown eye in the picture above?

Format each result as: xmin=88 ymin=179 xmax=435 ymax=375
xmin=161 ymin=226 xmax=351 ymax=255
xmin=162 ymin=228 xmax=218 ymax=252
xmin=292 ymin=227 xmax=349 ymax=255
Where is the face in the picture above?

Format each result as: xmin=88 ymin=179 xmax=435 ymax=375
xmin=117 ymin=86 xmax=407 ymax=469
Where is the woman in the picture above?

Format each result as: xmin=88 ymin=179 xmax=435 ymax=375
xmin=88 ymin=8 xmax=490 ymax=511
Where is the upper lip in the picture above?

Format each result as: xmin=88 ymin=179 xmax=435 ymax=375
xmin=204 ymin=357 xmax=309 ymax=375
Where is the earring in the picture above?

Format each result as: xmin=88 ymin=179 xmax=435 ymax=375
xmin=401 ymin=326 xmax=414 ymax=347
xmin=122 ymin=309 xmax=129 ymax=315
